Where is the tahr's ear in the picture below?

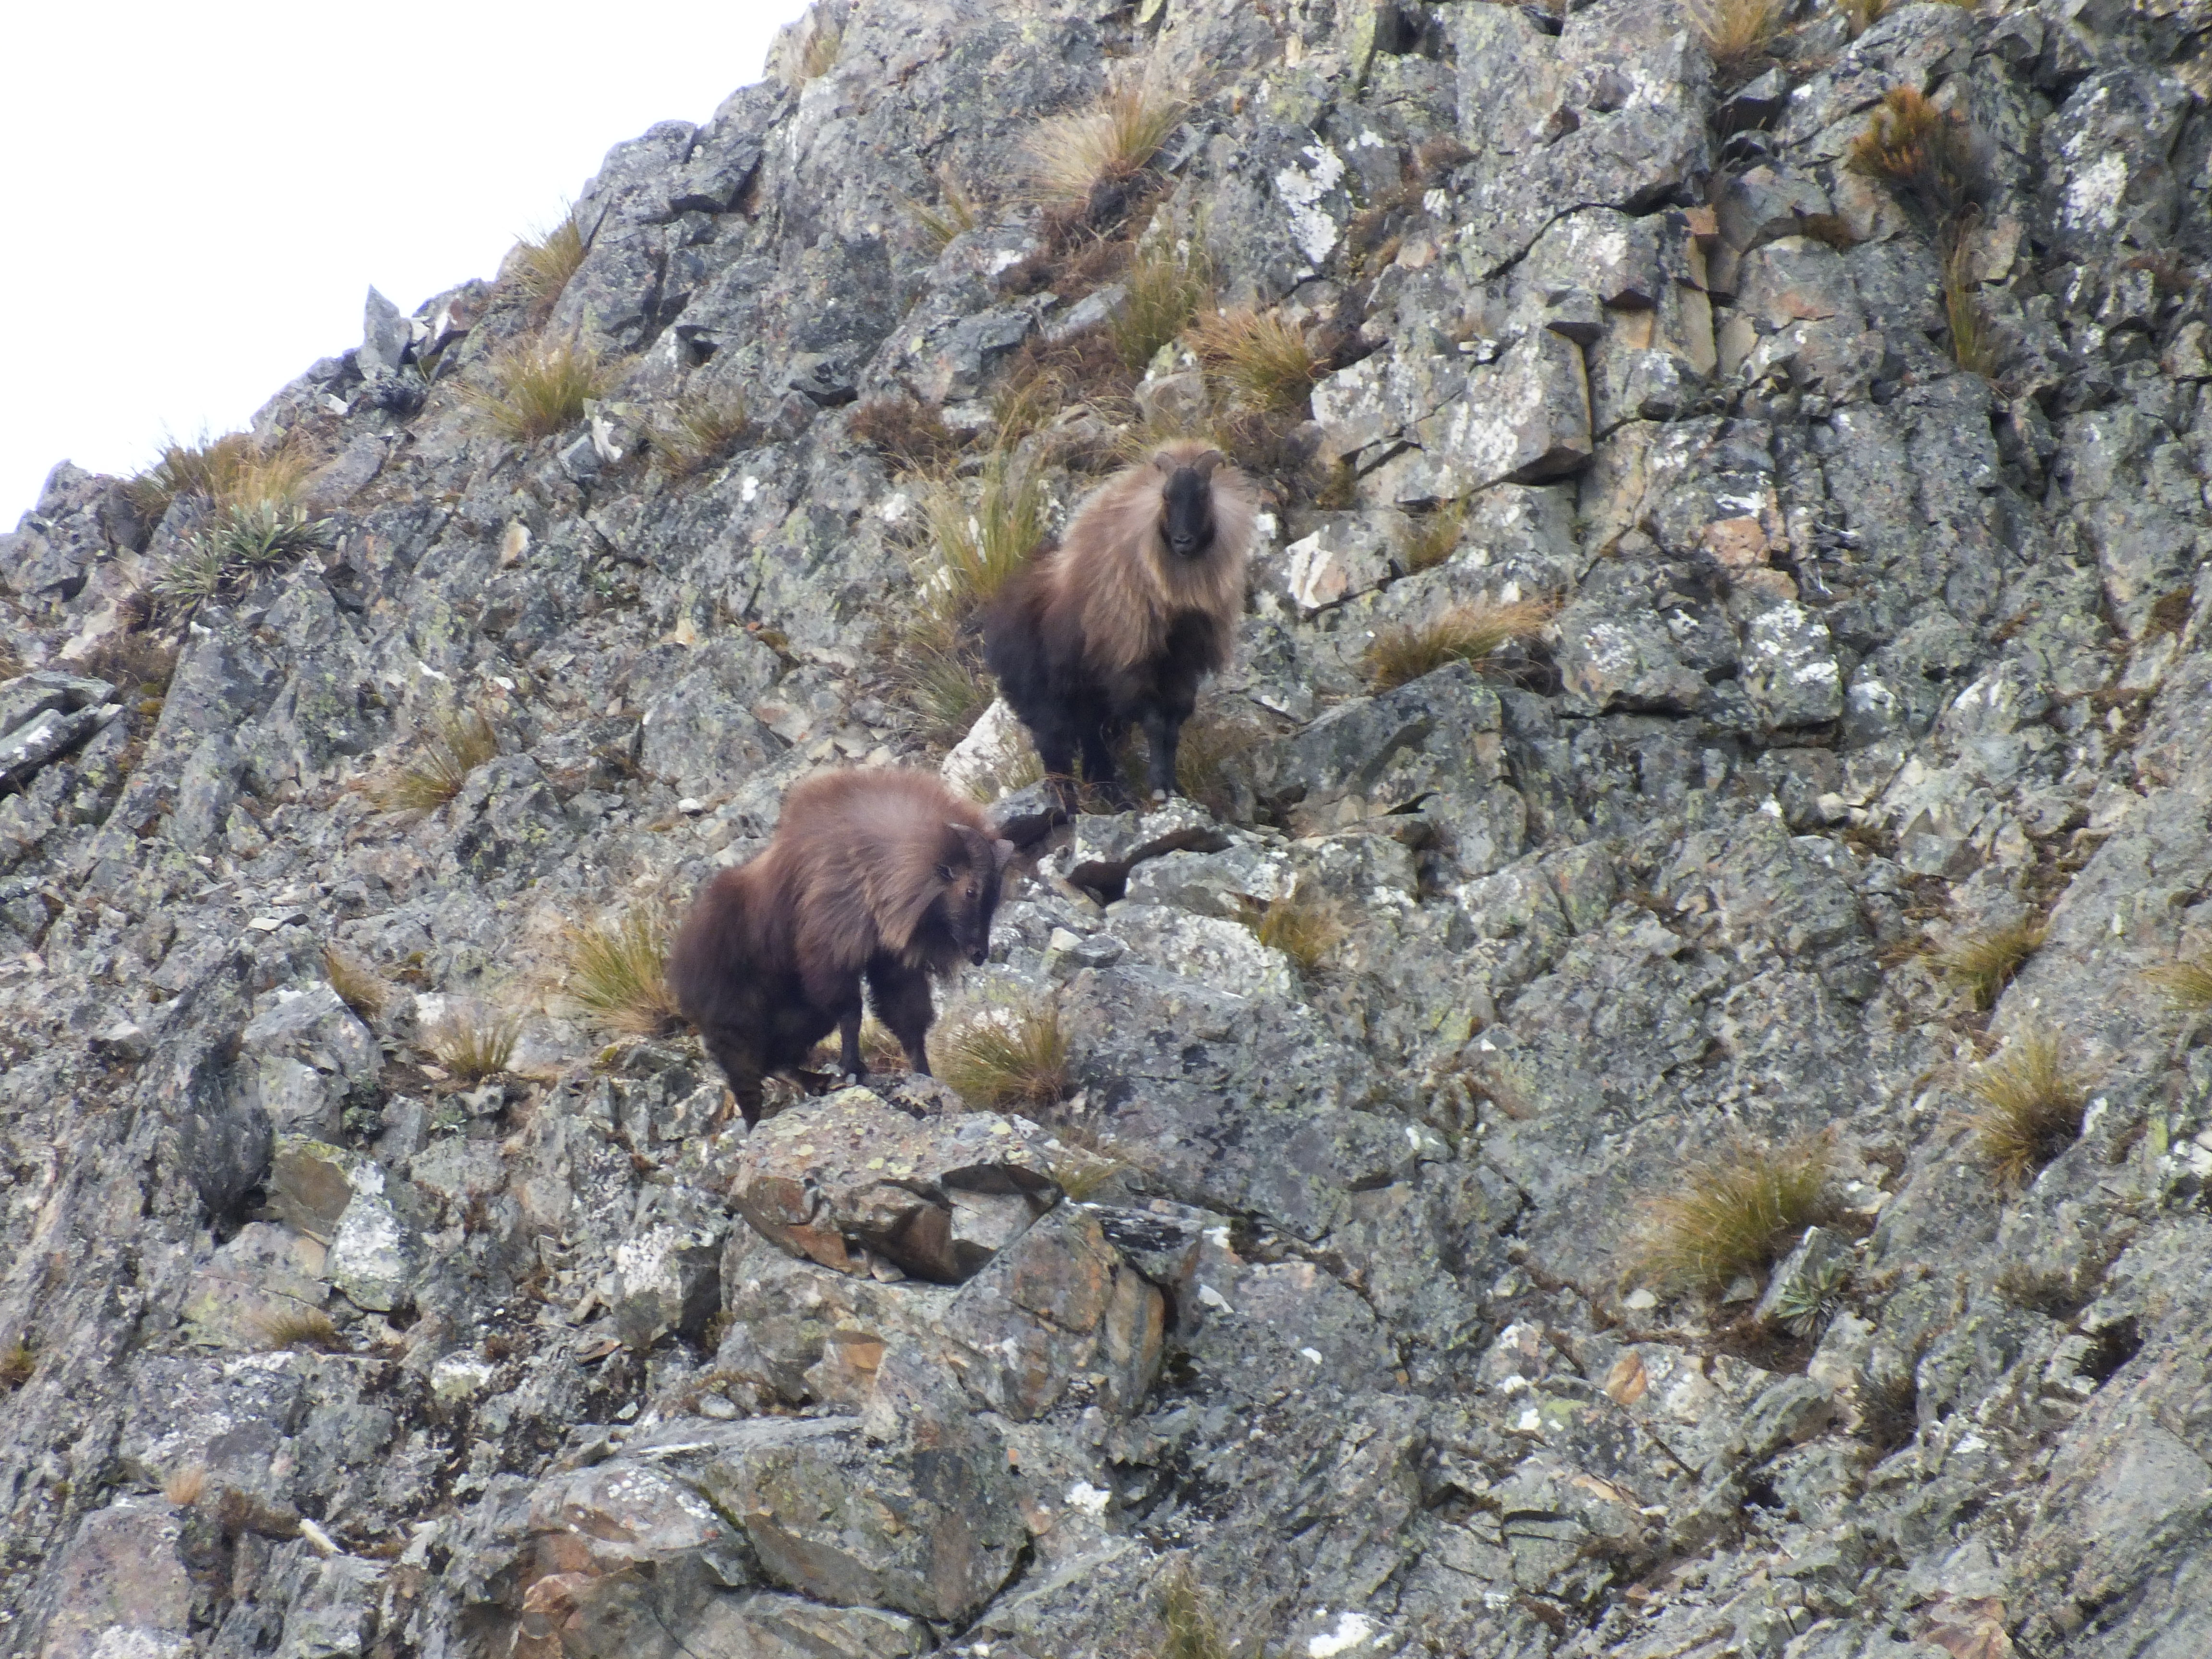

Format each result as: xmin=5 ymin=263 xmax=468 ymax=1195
xmin=934 ymin=862 xmax=956 ymax=884
xmin=1152 ymin=450 xmax=1179 ymax=474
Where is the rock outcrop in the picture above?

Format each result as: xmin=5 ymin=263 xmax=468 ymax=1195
xmin=5 ymin=0 xmax=2212 ymax=1653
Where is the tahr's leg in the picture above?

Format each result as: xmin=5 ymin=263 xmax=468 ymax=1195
xmin=1079 ymin=721 xmax=1137 ymax=811
xmin=1140 ymin=706 xmax=1183 ymax=801
xmin=838 ymin=1006 xmax=864 ymax=1080
xmin=867 ymin=960 xmax=938 ymax=1077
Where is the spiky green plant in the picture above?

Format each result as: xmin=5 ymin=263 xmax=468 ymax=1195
xmin=1633 ymin=1137 xmax=1835 ymax=1296
xmin=1362 ymin=599 xmax=1552 ymax=690
xmin=202 ymin=501 xmax=335 ymax=567
xmin=1966 ymin=1030 xmax=2088 ymax=1187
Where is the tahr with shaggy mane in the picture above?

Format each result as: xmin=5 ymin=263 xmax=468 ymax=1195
xmin=984 ymin=441 xmax=1256 ymax=809
xmin=667 ymin=768 xmax=1014 ymax=1125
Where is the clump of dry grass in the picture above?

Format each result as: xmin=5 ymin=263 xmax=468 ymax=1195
xmin=889 ymin=630 xmax=997 ymax=751
xmin=426 ymin=1003 xmax=522 ymax=1083
xmin=850 ymin=395 xmax=963 ymax=473
xmin=127 ymin=431 xmax=312 ymax=522
xmin=509 ymin=208 xmax=588 ymax=313
xmin=1929 ymin=919 xmax=2044 ymax=1011
xmin=324 ymin=944 xmax=388 ymax=1022
xmin=1401 ymin=500 xmax=1467 ymax=574
xmin=938 ymin=1001 xmax=1070 ymax=1111
xmin=1362 ymin=599 xmax=1553 ymax=691
xmin=463 ymin=336 xmax=614 ymax=442
xmin=370 ymin=708 xmax=502 ymax=813
xmin=1685 ymin=0 xmax=1789 ymax=82
xmin=908 ymin=166 xmax=983 ymax=253
xmin=1027 ymin=81 xmax=1185 ymax=219
xmin=1839 ymin=0 xmax=1894 ymax=34
xmin=1243 ymin=887 xmax=1349 ymax=976
xmin=1966 ymin=1030 xmax=2088 ymax=1187
xmin=1113 ymin=240 xmax=1212 ymax=372
xmin=1942 ymin=233 xmax=2002 ymax=379
xmin=560 ymin=908 xmax=683 ymax=1037
xmin=1632 ymin=1136 xmax=1836 ymax=1297
xmin=1846 ymin=88 xmax=1989 ymax=223
xmin=1170 ymin=705 xmax=1267 ymax=820
xmin=249 ymin=1306 xmax=345 ymax=1353
xmin=915 ymin=449 xmax=1049 ymax=625
xmin=647 ymin=389 xmax=752 ymax=479
xmin=2145 ymin=954 xmax=2212 ymax=1011
xmin=796 ymin=12 xmax=843 ymax=81
xmin=163 ymin=1464 xmax=208 ymax=1507
xmin=1187 ymin=307 xmax=1326 ymax=414
xmin=1156 ymin=1565 xmax=1231 ymax=1659
xmin=0 ymin=1339 xmax=32 ymax=1391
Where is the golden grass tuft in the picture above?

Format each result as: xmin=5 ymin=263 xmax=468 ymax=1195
xmin=509 ymin=209 xmax=588 ymax=312
xmin=324 ymin=944 xmax=388 ymax=1022
xmin=249 ymin=1306 xmax=344 ymax=1353
xmin=370 ymin=708 xmax=502 ymax=813
xmin=1186 ymin=306 xmax=1327 ymax=414
xmin=0 ymin=1339 xmax=32 ymax=1391
xmin=647 ymin=389 xmax=753 ymax=479
xmin=560 ymin=908 xmax=684 ymax=1038
xmin=1943 ymin=233 xmax=2002 ymax=379
xmin=128 ymin=431 xmax=312 ymax=522
xmin=888 ymin=628 xmax=997 ymax=751
xmin=1157 ymin=1565 xmax=1231 ymax=1659
xmin=1027 ymin=81 xmax=1185 ymax=216
xmin=1244 ymin=887 xmax=1349 ymax=976
xmin=1362 ymin=598 xmax=1553 ymax=691
xmin=1839 ymin=0 xmax=1894 ymax=34
xmin=1929 ymin=919 xmax=2044 ymax=1011
xmin=915 ymin=449 xmax=1049 ymax=626
xmin=938 ymin=1001 xmax=1070 ymax=1112
xmin=1170 ymin=705 xmax=1268 ymax=820
xmin=1401 ymin=499 xmax=1467 ymax=574
xmin=1112 ymin=240 xmax=1213 ymax=372
xmin=1845 ymin=88 xmax=1988 ymax=222
xmin=463 ymin=336 xmax=615 ymax=442
xmin=1686 ymin=0 xmax=1788 ymax=82
xmin=426 ymin=1003 xmax=522 ymax=1083
xmin=797 ymin=13 xmax=843 ymax=81
xmin=1966 ymin=1030 xmax=2088 ymax=1187
xmin=2145 ymin=955 xmax=2212 ymax=1011
xmin=163 ymin=1464 xmax=208 ymax=1507
xmin=1631 ymin=1136 xmax=1835 ymax=1296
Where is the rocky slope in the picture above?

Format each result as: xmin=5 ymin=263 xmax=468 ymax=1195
xmin=4 ymin=0 xmax=2212 ymax=1653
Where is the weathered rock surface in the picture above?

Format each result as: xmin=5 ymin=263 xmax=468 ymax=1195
xmin=5 ymin=0 xmax=2212 ymax=1653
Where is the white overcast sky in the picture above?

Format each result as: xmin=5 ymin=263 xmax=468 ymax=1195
xmin=1 ymin=0 xmax=812 ymax=524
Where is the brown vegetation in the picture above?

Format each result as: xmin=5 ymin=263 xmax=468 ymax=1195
xmin=1632 ymin=1136 xmax=1836 ymax=1297
xmin=1362 ymin=599 xmax=1552 ymax=690
xmin=1966 ymin=1031 xmax=2088 ymax=1187
xmin=938 ymin=1001 xmax=1070 ymax=1111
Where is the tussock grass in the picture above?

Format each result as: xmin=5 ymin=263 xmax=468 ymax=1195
xmin=2145 ymin=955 xmax=2212 ymax=1011
xmin=1244 ymin=887 xmax=1349 ymax=976
xmin=908 ymin=167 xmax=982 ymax=253
xmin=1187 ymin=307 xmax=1326 ymax=414
xmin=370 ymin=708 xmax=502 ymax=813
xmin=560 ymin=908 xmax=683 ymax=1038
xmin=464 ymin=336 xmax=614 ymax=442
xmin=324 ymin=944 xmax=388 ymax=1022
xmin=1632 ymin=1136 xmax=1835 ymax=1297
xmin=0 ymin=1339 xmax=31 ymax=1391
xmin=1171 ymin=705 xmax=1267 ymax=820
xmin=797 ymin=14 xmax=843 ymax=81
xmin=1401 ymin=500 xmax=1467 ymax=574
xmin=1942 ymin=234 xmax=2001 ymax=379
xmin=1686 ymin=0 xmax=1788 ymax=82
xmin=1027 ymin=81 xmax=1185 ymax=218
xmin=128 ymin=432 xmax=312 ymax=522
xmin=163 ymin=1464 xmax=208 ymax=1507
xmin=938 ymin=1001 xmax=1070 ymax=1112
xmin=426 ymin=1003 xmax=522 ymax=1083
xmin=1839 ymin=0 xmax=1894 ymax=34
xmin=889 ymin=628 xmax=997 ymax=751
xmin=1113 ymin=240 xmax=1213 ymax=372
xmin=1157 ymin=1566 xmax=1231 ymax=1659
xmin=147 ymin=501 xmax=334 ymax=616
xmin=1929 ymin=919 xmax=2044 ymax=1011
xmin=249 ymin=1306 xmax=344 ymax=1353
xmin=647 ymin=389 xmax=752 ymax=479
xmin=509 ymin=209 xmax=587 ymax=312
xmin=850 ymin=395 xmax=962 ymax=473
xmin=1362 ymin=598 xmax=1552 ymax=691
xmin=1846 ymin=88 xmax=1988 ymax=223
xmin=916 ymin=450 xmax=1049 ymax=625
xmin=1966 ymin=1030 xmax=2088 ymax=1187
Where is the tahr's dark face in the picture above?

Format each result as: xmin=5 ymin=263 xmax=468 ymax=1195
xmin=1159 ymin=468 xmax=1217 ymax=561
xmin=935 ymin=827 xmax=1015 ymax=965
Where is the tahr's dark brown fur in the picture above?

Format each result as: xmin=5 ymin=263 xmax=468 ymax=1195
xmin=984 ymin=441 xmax=1256 ymax=808
xmin=667 ymin=768 xmax=1014 ymax=1125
